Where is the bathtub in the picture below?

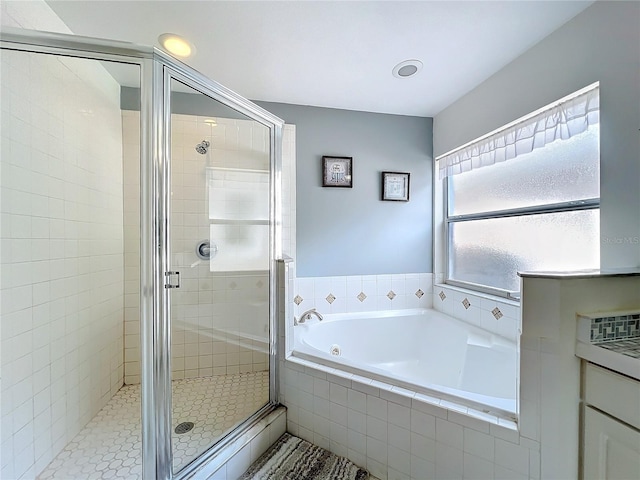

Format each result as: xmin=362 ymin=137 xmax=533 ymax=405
xmin=293 ymin=309 xmax=517 ymax=416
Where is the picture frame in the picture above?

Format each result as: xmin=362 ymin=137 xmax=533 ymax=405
xmin=382 ymin=171 xmax=410 ymax=202
xmin=322 ymin=156 xmax=353 ymax=188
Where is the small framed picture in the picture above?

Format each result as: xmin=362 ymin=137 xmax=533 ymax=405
xmin=382 ymin=171 xmax=410 ymax=202
xmin=322 ymin=156 xmax=353 ymax=188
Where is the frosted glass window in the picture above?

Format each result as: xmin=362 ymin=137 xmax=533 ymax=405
xmin=446 ymin=117 xmax=599 ymax=295
xmin=449 ymin=126 xmax=599 ymax=216
xmin=449 ymin=210 xmax=600 ymax=293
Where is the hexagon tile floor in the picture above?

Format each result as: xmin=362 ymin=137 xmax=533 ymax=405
xmin=37 ymin=371 xmax=269 ymax=479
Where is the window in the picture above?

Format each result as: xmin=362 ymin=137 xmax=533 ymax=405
xmin=440 ymin=85 xmax=600 ymax=297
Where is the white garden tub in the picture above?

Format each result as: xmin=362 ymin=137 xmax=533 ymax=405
xmin=293 ymin=309 xmax=517 ymax=415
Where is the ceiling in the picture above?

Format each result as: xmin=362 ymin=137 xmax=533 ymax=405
xmin=45 ymin=0 xmax=593 ymax=117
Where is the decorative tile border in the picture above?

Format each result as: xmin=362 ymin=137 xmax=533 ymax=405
xmin=293 ymin=273 xmax=433 ymax=314
xmin=590 ymin=313 xmax=640 ymax=342
xmin=432 ymin=284 xmax=520 ymax=342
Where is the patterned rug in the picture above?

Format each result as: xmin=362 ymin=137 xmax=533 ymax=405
xmin=239 ymin=433 xmax=369 ymax=480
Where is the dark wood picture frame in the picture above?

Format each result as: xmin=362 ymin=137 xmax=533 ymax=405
xmin=382 ymin=171 xmax=410 ymax=201
xmin=322 ymin=156 xmax=353 ymax=188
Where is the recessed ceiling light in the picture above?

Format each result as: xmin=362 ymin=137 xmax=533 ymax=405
xmin=392 ymin=59 xmax=423 ymax=79
xmin=158 ymin=33 xmax=195 ymax=58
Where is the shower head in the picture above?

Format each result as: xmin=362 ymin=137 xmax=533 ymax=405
xmin=195 ymin=140 xmax=210 ymax=154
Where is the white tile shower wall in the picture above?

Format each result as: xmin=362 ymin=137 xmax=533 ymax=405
xmin=171 ymin=114 xmax=271 ymax=380
xmin=432 ymin=284 xmax=520 ymax=342
xmin=293 ymin=274 xmax=433 ymax=317
xmin=122 ymin=112 xmax=141 ymax=385
xmin=121 ymin=115 xmax=296 ymax=383
xmin=0 ymin=50 xmax=124 ymax=480
xmin=279 ymin=360 xmax=540 ymax=480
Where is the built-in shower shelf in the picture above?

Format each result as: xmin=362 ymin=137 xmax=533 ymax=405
xmin=210 ymin=218 xmax=269 ymax=225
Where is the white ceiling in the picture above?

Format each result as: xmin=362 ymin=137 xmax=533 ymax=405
xmin=45 ymin=0 xmax=593 ymax=117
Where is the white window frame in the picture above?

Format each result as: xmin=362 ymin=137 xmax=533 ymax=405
xmin=436 ymin=84 xmax=600 ymax=299
xmin=444 ymin=184 xmax=599 ymax=299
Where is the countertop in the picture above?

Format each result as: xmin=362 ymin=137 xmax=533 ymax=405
xmin=576 ymin=312 xmax=640 ymax=381
xmin=576 ymin=340 xmax=640 ymax=381
xmin=519 ymin=268 xmax=640 ymax=280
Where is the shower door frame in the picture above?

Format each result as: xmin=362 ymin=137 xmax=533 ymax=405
xmin=0 ymin=28 xmax=283 ymax=480
xmin=158 ymin=56 xmax=284 ymax=479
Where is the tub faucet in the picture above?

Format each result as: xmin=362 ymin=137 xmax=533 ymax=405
xmin=295 ymin=308 xmax=323 ymax=325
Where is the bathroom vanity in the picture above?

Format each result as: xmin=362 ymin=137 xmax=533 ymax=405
xmin=519 ymin=270 xmax=640 ymax=479
xmin=576 ymin=311 xmax=640 ymax=480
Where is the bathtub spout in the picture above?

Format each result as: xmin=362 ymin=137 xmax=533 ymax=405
xmin=295 ymin=308 xmax=323 ymax=325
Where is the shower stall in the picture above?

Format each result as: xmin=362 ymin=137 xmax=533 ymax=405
xmin=0 ymin=28 xmax=283 ymax=480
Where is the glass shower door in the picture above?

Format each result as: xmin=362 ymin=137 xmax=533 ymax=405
xmin=166 ymin=75 xmax=273 ymax=473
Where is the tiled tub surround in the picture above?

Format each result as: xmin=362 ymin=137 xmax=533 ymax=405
xmin=280 ymin=360 xmax=539 ymax=480
xmin=1 ymin=50 xmax=125 ymax=479
xmin=284 ymin=274 xmax=533 ymax=479
xmin=293 ymin=273 xmax=434 ymax=318
xmin=291 ymin=277 xmax=520 ymax=416
xmin=432 ymin=284 xmax=520 ymax=343
xmin=293 ymin=309 xmax=517 ymax=416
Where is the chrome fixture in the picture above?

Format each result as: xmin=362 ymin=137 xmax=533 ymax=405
xmin=195 ymin=239 xmax=216 ymax=260
xmin=195 ymin=139 xmax=210 ymax=154
xmin=294 ymin=308 xmax=323 ymax=325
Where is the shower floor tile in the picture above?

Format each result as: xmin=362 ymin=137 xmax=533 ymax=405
xmin=37 ymin=371 xmax=269 ymax=480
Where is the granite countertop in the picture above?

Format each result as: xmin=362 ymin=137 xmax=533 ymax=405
xmin=575 ymin=310 xmax=640 ymax=381
xmin=519 ymin=268 xmax=640 ymax=279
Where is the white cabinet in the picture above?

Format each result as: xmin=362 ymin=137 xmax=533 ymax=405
xmin=582 ymin=363 xmax=640 ymax=480
xmin=584 ymin=406 xmax=640 ymax=480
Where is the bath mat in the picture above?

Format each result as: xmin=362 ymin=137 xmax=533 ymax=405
xmin=239 ymin=432 xmax=369 ymax=480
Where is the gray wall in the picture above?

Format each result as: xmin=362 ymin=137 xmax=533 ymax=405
xmin=257 ymin=101 xmax=433 ymax=277
xmin=434 ymin=1 xmax=640 ymax=269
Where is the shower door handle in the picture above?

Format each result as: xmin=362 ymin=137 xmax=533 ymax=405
xmin=164 ymin=271 xmax=180 ymax=289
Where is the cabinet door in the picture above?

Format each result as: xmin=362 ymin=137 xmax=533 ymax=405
xmin=584 ymin=406 xmax=640 ymax=480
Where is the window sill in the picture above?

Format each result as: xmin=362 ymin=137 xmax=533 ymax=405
xmin=434 ymin=282 xmax=520 ymax=307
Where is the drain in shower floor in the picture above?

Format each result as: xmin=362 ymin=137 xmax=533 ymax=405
xmin=174 ymin=422 xmax=195 ymax=434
